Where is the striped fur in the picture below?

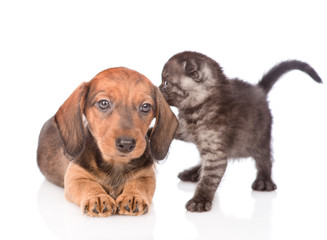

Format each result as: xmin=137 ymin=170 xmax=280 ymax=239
xmin=160 ymin=51 xmax=322 ymax=212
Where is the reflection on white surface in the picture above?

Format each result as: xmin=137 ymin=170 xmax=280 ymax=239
xmin=37 ymin=180 xmax=156 ymax=240
xmin=34 ymin=138 xmax=327 ymax=240
xmin=2 ymin=1 xmax=327 ymax=239
xmin=35 ymin=127 xmax=327 ymax=240
xmin=37 ymin=174 xmax=279 ymax=240
xmin=185 ymin=192 xmax=276 ymax=240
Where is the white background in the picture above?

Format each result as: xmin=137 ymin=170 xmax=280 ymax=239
xmin=1 ymin=1 xmax=327 ymax=239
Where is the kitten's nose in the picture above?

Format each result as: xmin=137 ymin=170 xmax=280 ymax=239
xmin=159 ymin=84 xmax=167 ymax=94
xmin=115 ymin=137 xmax=136 ymax=153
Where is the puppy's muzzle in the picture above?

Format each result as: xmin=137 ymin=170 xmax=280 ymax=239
xmin=115 ymin=137 xmax=136 ymax=153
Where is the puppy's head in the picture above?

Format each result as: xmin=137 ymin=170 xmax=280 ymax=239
xmin=55 ymin=67 xmax=178 ymax=163
xmin=160 ymin=51 xmax=226 ymax=110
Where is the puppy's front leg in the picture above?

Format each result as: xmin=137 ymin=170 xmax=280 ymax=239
xmin=64 ymin=163 xmax=116 ymax=217
xmin=116 ymin=167 xmax=156 ymax=216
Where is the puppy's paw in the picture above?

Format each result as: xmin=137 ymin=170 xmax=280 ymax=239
xmin=185 ymin=197 xmax=212 ymax=212
xmin=116 ymin=194 xmax=150 ymax=216
xmin=178 ymin=169 xmax=200 ymax=182
xmin=81 ymin=194 xmax=116 ymax=217
xmin=252 ymin=178 xmax=277 ymax=191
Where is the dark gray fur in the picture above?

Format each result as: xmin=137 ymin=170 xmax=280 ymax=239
xmin=160 ymin=51 xmax=322 ymax=212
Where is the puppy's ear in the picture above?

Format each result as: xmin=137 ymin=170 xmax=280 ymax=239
xmin=55 ymin=82 xmax=88 ymax=158
xmin=150 ymin=87 xmax=179 ymax=160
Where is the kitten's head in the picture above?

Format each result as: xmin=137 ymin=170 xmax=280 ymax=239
xmin=159 ymin=51 xmax=226 ymax=110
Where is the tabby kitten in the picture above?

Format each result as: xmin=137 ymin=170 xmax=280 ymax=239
xmin=160 ymin=51 xmax=322 ymax=212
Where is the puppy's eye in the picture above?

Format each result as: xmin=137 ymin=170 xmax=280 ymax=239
xmin=97 ymin=99 xmax=111 ymax=111
xmin=139 ymin=103 xmax=152 ymax=113
xmin=164 ymin=80 xmax=169 ymax=86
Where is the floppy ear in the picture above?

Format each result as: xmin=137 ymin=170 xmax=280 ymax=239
xmin=150 ymin=87 xmax=179 ymax=160
xmin=185 ymin=60 xmax=197 ymax=73
xmin=55 ymin=82 xmax=88 ymax=158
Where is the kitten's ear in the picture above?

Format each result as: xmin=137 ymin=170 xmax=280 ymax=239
xmin=185 ymin=60 xmax=201 ymax=81
xmin=185 ymin=60 xmax=197 ymax=73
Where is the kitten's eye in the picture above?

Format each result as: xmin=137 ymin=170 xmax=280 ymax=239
xmin=139 ymin=103 xmax=152 ymax=114
xmin=161 ymin=79 xmax=169 ymax=88
xmin=97 ymin=99 xmax=111 ymax=111
xmin=191 ymin=71 xmax=199 ymax=79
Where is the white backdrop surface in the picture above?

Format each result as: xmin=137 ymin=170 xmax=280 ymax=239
xmin=1 ymin=1 xmax=326 ymax=239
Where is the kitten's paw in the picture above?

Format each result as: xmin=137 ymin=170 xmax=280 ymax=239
xmin=178 ymin=167 xmax=200 ymax=182
xmin=185 ymin=197 xmax=212 ymax=212
xmin=252 ymin=178 xmax=277 ymax=191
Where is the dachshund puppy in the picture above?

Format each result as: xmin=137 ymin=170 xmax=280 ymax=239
xmin=37 ymin=67 xmax=178 ymax=217
xmin=160 ymin=51 xmax=322 ymax=212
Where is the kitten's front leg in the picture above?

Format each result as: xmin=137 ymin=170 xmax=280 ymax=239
xmin=186 ymin=144 xmax=228 ymax=212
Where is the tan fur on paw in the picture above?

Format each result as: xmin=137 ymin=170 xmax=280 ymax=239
xmin=116 ymin=194 xmax=149 ymax=216
xmin=81 ymin=194 xmax=116 ymax=217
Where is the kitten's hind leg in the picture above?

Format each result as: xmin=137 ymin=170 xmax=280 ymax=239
xmin=252 ymin=147 xmax=277 ymax=191
xmin=178 ymin=164 xmax=201 ymax=182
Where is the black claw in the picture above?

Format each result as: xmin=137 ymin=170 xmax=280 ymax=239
xmin=84 ymin=205 xmax=88 ymax=214
xmin=124 ymin=205 xmax=131 ymax=212
xmin=133 ymin=202 xmax=139 ymax=213
xmin=92 ymin=208 xmax=99 ymax=214
xmin=143 ymin=205 xmax=148 ymax=214
xmin=117 ymin=202 xmax=122 ymax=212
xmin=92 ymin=201 xmax=99 ymax=214
xmin=133 ymin=201 xmax=139 ymax=213
xmin=102 ymin=207 xmax=109 ymax=213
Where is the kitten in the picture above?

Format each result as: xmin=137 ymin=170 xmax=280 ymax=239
xmin=159 ymin=51 xmax=322 ymax=212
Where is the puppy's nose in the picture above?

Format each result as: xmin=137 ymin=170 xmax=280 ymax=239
xmin=115 ymin=137 xmax=136 ymax=153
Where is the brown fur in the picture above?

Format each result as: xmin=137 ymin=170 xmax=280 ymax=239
xmin=37 ymin=67 xmax=178 ymax=217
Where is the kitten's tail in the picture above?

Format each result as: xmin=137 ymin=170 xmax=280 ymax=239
xmin=258 ymin=60 xmax=322 ymax=93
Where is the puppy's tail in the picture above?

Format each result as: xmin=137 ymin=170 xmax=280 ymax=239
xmin=258 ymin=60 xmax=322 ymax=93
